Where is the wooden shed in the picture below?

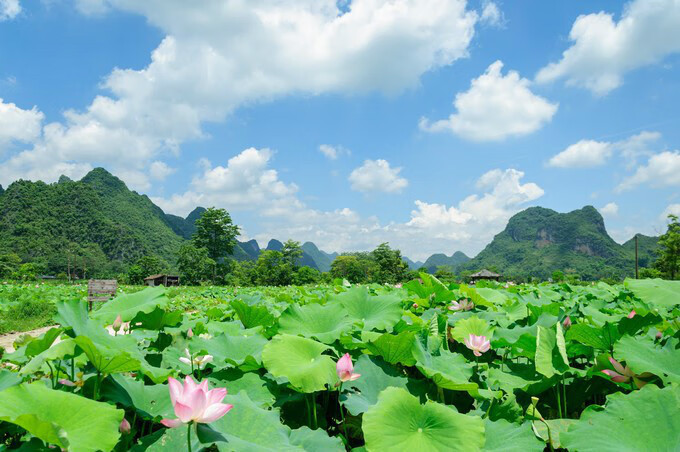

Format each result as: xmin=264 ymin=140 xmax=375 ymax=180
xmin=144 ymin=274 xmax=180 ymax=287
xmin=469 ymin=269 xmax=501 ymax=283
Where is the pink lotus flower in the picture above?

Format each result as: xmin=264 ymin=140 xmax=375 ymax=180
xmin=336 ymin=353 xmax=361 ymax=382
xmin=449 ymin=299 xmax=474 ymax=311
xmin=58 ymin=378 xmax=76 ymax=387
xmin=412 ymin=303 xmax=419 ymax=309
xmin=112 ymin=315 xmax=122 ymax=332
xmin=161 ymin=376 xmax=233 ymax=428
xmin=395 ymin=283 xmax=403 ymax=289
xmin=187 ymin=328 xmax=194 ymax=338
xmin=464 ymin=334 xmax=490 ymax=357
xmin=601 ymin=357 xmax=649 ymax=389
xmin=627 ymin=310 xmax=636 ymax=319
xmin=119 ymin=418 xmax=131 ymax=434
xmin=562 ymin=316 xmax=572 ymax=330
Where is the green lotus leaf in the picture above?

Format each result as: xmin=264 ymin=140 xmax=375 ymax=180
xmin=483 ymin=419 xmax=543 ymax=452
xmin=262 ymin=334 xmax=337 ymax=392
xmin=231 ymin=298 xmax=277 ymax=330
xmin=449 ymin=316 xmax=493 ymax=343
xmin=278 ymin=303 xmax=352 ymax=343
xmin=532 ymin=419 xmax=575 ymax=449
xmin=133 ymin=426 xmax=202 ymax=452
xmin=91 ymin=286 xmax=168 ymax=324
xmin=534 ymin=324 xmax=568 ymax=378
xmin=366 ymin=331 xmax=418 ymax=366
xmin=74 ymin=336 xmax=141 ymax=374
xmin=560 ymin=385 xmax=680 ymax=451
xmin=362 ymin=387 xmax=485 ymax=452
xmin=0 ymin=382 xmax=123 ymax=452
xmin=614 ymin=335 xmax=680 ymax=384
xmin=415 ymin=348 xmax=477 ymax=391
xmin=25 ymin=328 xmax=63 ymax=357
xmin=192 ymin=332 xmax=268 ymax=370
xmin=209 ymin=370 xmax=275 ymax=408
xmin=21 ymin=338 xmax=78 ymax=375
xmin=0 ymin=370 xmax=22 ymax=391
xmin=332 ymin=287 xmax=403 ymax=331
xmin=341 ymin=355 xmax=420 ymax=415
xmin=102 ymin=374 xmax=174 ymax=419
xmin=211 ymin=391 xmax=343 ymax=451
xmin=624 ymin=278 xmax=680 ymax=310
xmin=565 ymin=323 xmax=619 ymax=350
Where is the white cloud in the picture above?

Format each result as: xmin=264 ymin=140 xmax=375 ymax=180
xmin=319 ymin=144 xmax=350 ymax=160
xmin=599 ymin=202 xmax=619 ymax=217
xmin=616 ymin=150 xmax=680 ymax=192
xmin=149 ymin=161 xmax=176 ymax=181
xmin=1 ymin=0 xmax=482 ymax=188
xmin=536 ymin=0 xmax=680 ymax=95
xmin=661 ymin=204 xmax=680 ymax=221
xmin=349 ymin=159 xmax=408 ymax=194
xmin=480 ymin=1 xmax=503 ymax=27
xmin=548 ymin=140 xmax=613 ymax=168
xmin=0 ymin=98 xmax=44 ymax=150
xmin=420 ymin=60 xmax=557 ymax=141
xmin=0 ymin=0 xmax=20 ymax=21
xmin=548 ymin=131 xmax=660 ymax=168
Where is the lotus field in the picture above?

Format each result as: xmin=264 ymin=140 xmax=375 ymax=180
xmin=0 ymin=276 xmax=679 ymax=451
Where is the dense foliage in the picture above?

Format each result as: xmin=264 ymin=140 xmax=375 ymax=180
xmin=0 ymin=277 xmax=678 ymax=451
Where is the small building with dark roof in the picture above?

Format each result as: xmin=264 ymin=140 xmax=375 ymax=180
xmin=469 ymin=269 xmax=501 ymax=283
xmin=144 ymin=274 xmax=180 ymax=287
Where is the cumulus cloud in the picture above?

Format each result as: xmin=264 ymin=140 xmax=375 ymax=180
xmin=536 ymin=0 xmax=680 ymax=95
xmin=661 ymin=203 xmax=680 ymax=221
xmin=0 ymin=99 xmax=44 ymax=150
xmin=548 ymin=140 xmax=613 ymax=168
xmin=149 ymin=161 xmax=176 ymax=181
xmin=616 ymin=150 xmax=680 ymax=192
xmin=480 ymin=1 xmax=503 ymax=27
xmin=319 ymin=144 xmax=350 ymax=160
xmin=548 ymin=131 xmax=660 ymax=168
xmin=0 ymin=0 xmax=482 ymax=188
xmin=420 ymin=60 xmax=557 ymax=141
xmin=599 ymin=202 xmax=619 ymax=217
xmin=0 ymin=0 xmax=20 ymax=21
xmin=349 ymin=159 xmax=408 ymax=194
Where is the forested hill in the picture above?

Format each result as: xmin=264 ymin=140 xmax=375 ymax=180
xmin=0 ymin=168 xmax=185 ymax=275
xmin=460 ymin=206 xmax=653 ymax=280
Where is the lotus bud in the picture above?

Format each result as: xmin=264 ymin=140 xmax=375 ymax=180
xmin=627 ymin=310 xmax=636 ymax=319
xmin=119 ymin=418 xmax=131 ymax=434
xmin=412 ymin=303 xmax=418 ymax=309
xmin=562 ymin=316 xmax=572 ymax=330
xmin=336 ymin=353 xmax=361 ymax=382
xmin=187 ymin=328 xmax=194 ymax=338
xmin=112 ymin=315 xmax=122 ymax=332
xmin=58 ymin=379 xmax=76 ymax=387
xmin=656 ymin=331 xmax=663 ymax=340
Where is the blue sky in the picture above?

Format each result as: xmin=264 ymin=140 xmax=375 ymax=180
xmin=1 ymin=0 xmax=679 ymax=260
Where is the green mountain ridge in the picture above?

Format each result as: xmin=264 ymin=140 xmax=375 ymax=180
xmin=422 ymin=251 xmax=471 ymax=273
xmin=461 ymin=206 xmax=649 ymax=280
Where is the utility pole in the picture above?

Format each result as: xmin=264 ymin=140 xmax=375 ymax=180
xmin=635 ymin=235 xmax=639 ymax=279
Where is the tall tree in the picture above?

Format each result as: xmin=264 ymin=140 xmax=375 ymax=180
xmin=177 ymin=244 xmax=215 ymax=285
xmin=282 ymin=240 xmax=303 ymax=268
xmin=655 ymin=214 xmax=680 ymax=279
xmin=371 ymin=243 xmax=408 ymax=284
xmin=192 ymin=207 xmax=240 ymax=282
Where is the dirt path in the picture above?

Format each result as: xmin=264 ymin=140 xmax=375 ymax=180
xmin=0 ymin=326 xmax=60 ymax=353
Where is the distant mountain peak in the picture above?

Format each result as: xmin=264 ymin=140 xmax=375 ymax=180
xmin=266 ymin=239 xmax=284 ymax=251
xmin=81 ymin=167 xmax=128 ymax=192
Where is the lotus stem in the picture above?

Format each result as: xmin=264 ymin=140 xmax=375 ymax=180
xmin=187 ymin=422 xmax=192 ymax=452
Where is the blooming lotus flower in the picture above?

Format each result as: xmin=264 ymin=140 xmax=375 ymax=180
xmin=562 ymin=316 xmax=572 ymax=330
xmin=179 ymin=349 xmax=213 ymax=367
xmin=161 ymin=376 xmax=233 ymax=427
xmin=627 ymin=310 xmax=636 ymax=319
xmin=336 ymin=353 xmax=361 ymax=382
xmin=449 ymin=299 xmax=474 ymax=312
xmin=601 ymin=357 xmax=649 ymax=389
xmin=464 ymin=334 xmax=490 ymax=357
xmin=119 ymin=418 xmax=131 ymax=434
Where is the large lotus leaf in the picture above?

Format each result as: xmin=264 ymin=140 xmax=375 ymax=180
xmin=288 ymin=426 xmax=344 ymax=451
xmin=192 ymin=332 xmax=268 ymax=369
xmin=102 ymin=374 xmax=174 ymax=419
xmin=0 ymin=382 xmax=123 ymax=452
xmin=74 ymin=336 xmax=141 ymax=374
xmin=0 ymin=370 xmax=22 ymax=391
xmin=614 ymin=335 xmax=680 ymax=384
xmin=332 ymin=287 xmax=403 ymax=331
xmin=560 ymin=385 xmax=680 ymax=451
xmin=482 ymin=419 xmax=543 ymax=452
xmin=565 ymin=322 xmax=620 ymax=350
xmin=449 ymin=316 xmax=493 ymax=343
xmin=362 ymin=387 xmax=485 ymax=452
xmin=535 ymin=325 xmax=568 ymax=378
xmin=625 ymin=278 xmax=680 ymax=310
xmin=404 ymin=273 xmax=454 ymax=302
xmin=231 ymin=298 xmax=277 ymax=330
xmin=366 ymin=331 xmax=418 ymax=366
xmin=492 ymin=313 xmax=558 ymax=351
xmin=91 ymin=286 xmax=168 ymax=324
xmin=486 ymin=366 xmax=545 ymax=394
xmin=56 ymin=299 xmax=113 ymax=342
xmin=212 ymin=391 xmax=342 ymax=451
xmin=278 ymin=303 xmax=352 ymax=343
xmin=341 ymin=355 xmax=414 ymax=415
xmin=458 ymin=285 xmax=496 ymax=309
xmin=532 ymin=419 xmax=576 ymax=449
xmin=21 ymin=338 xmax=78 ymax=375
xmin=25 ymin=328 xmax=62 ymax=357
xmin=262 ymin=334 xmax=337 ymax=392
xmin=133 ymin=426 xmax=202 ymax=452
xmin=133 ymin=306 xmax=183 ymax=330
xmin=209 ymin=370 xmax=275 ymax=408
xmin=415 ymin=348 xmax=477 ymax=391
